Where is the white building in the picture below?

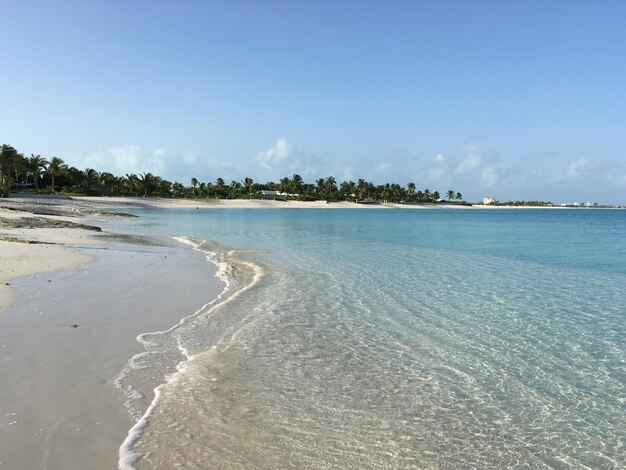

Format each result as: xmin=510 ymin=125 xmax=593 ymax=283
xmin=483 ymin=196 xmax=496 ymax=205
xmin=259 ymin=190 xmax=299 ymax=198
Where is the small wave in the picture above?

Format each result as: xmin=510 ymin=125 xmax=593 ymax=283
xmin=114 ymin=238 xmax=231 ymax=418
xmin=117 ymin=236 xmax=265 ymax=470
xmin=119 ymin=357 xmax=194 ymax=470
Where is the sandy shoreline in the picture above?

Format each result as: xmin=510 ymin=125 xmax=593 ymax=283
xmin=0 ymin=194 xmax=614 ymax=468
xmin=72 ymin=195 xmax=460 ymax=209
xmin=0 ymin=196 xmax=224 ymax=469
xmin=4 ymin=193 xmax=602 ymax=214
xmin=71 ymin=196 xmax=609 ymax=210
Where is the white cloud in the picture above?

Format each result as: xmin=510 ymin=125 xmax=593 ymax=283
xmin=423 ymin=144 xmax=501 ymax=190
xmin=428 ymin=154 xmax=447 ymax=180
xmin=454 ymin=155 xmax=481 ymax=175
xmin=254 ymin=139 xmax=292 ymax=170
xmin=109 ymin=145 xmax=167 ymax=175
xmin=565 ymin=158 xmax=591 ymax=179
xmin=454 ymin=144 xmax=498 ymax=175
xmin=551 ymin=158 xmax=602 ymax=183
xmin=480 ymin=165 xmax=499 ymax=187
xmin=250 ymin=139 xmax=327 ymax=180
xmin=181 ymin=150 xmax=199 ymax=165
xmin=79 ymin=141 xmax=624 ymax=204
xmin=85 ymin=146 xmax=211 ymax=183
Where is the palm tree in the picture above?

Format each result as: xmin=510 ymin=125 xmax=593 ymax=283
xmin=138 ymin=172 xmax=156 ymax=197
xmin=356 ymin=178 xmax=367 ymax=200
xmin=279 ymin=176 xmax=291 ymax=194
xmin=191 ymin=177 xmax=198 ymax=196
xmin=325 ymin=176 xmax=337 ymax=198
xmin=432 ymin=191 xmax=440 ymax=202
xmin=215 ymin=177 xmax=225 ymax=198
xmin=455 ymin=192 xmax=463 ymax=201
xmin=243 ymin=177 xmax=254 ymax=195
xmin=407 ymin=182 xmax=416 ymax=199
xmin=339 ymin=180 xmax=357 ymax=201
xmin=27 ymin=154 xmax=49 ymax=189
xmin=0 ymin=144 xmax=19 ymax=186
xmin=447 ymin=190 xmax=455 ymax=200
xmin=390 ymin=183 xmax=405 ymax=203
xmin=83 ymin=168 xmax=99 ymax=190
xmin=46 ymin=157 xmax=67 ymax=192
xmin=315 ymin=178 xmax=326 ymax=196
xmin=0 ymin=145 xmax=24 ymax=187
xmin=66 ymin=167 xmax=84 ymax=188
xmin=172 ymin=181 xmax=185 ymax=197
xmin=124 ymin=173 xmax=140 ymax=195
xmin=228 ymin=180 xmax=241 ymax=199
xmin=98 ymin=172 xmax=116 ymax=195
xmin=156 ymin=179 xmax=172 ymax=197
xmin=292 ymin=174 xmax=303 ymax=194
xmin=379 ymin=183 xmax=391 ymax=203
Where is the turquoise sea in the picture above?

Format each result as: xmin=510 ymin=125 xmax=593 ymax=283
xmin=117 ymin=208 xmax=625 ymax=469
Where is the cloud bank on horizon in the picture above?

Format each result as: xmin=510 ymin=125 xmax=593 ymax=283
xmin=82 ymin=139 xmax=626 ymax=204
xmin=1 ymin=2 xmax=625 ymax=204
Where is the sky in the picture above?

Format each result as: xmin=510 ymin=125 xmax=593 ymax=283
xmin=2 ymin=0 xmax=625 ymax=203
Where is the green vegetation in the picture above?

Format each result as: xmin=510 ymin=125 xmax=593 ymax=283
xmin=0 ymin=144 xmax=464 ymax=203
xmin=493 ymin=201 xmax=553 ymax=207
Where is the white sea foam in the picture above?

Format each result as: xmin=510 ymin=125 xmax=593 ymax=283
xmin=113 ymin=237 xmax=230 ymax=416
xmin=117 ymin=236 xmax=265 ymax=469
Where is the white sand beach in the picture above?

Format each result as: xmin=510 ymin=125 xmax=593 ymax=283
xmin=0 ymin=197 xmax=224 ymax=469
xmin=0 ymin=194 xmax=570 ymax=469
xmin=74 ymin=196 xmax=381 ymax=209
xmin=0 ymin=192 xmax=464 ymax=470
xmin=0 ymin=206 xmax=97 ymax=313
xmin=72 ymin=195 xmax=462 ymax=210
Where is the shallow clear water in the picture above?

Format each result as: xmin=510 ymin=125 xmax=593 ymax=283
xmin=118 ymin=208 xmax=626 ymax=469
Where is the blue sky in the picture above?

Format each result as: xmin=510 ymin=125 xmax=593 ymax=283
xmin=2 ymin=1 xmax=625 ymax=203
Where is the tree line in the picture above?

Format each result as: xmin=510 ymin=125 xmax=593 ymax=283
xmin=0 ymin=144 xmax=463 ymax=203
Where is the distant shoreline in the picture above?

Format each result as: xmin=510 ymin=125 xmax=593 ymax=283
xmin=2 ymin=194 xmax=623 ymax=213
xmin=71 ymin=196 xmax=624 ymax=210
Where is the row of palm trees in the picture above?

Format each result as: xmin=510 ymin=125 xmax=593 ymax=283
xmin=0 ymin=144 xmax=463 ymax=203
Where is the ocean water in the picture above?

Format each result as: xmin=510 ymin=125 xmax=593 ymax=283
xmin=116 ymin=208 xmax=625 ymax=469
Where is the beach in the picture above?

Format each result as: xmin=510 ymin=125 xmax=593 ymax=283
xmin=0 ymin=195 xmax=458 ymax=468
xmin=0 ymin=195 xmax=448 ymax=468
xmin=1 ymin=196 xmax=624 ymax=469
xmin=0 ymin=196 xmax=225 ymax=469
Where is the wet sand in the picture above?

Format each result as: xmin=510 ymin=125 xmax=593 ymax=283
xmin=0 ymin=194 xmax=479 ymax=468
xmin=0 ymin=198 xmax=224 ymax=469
